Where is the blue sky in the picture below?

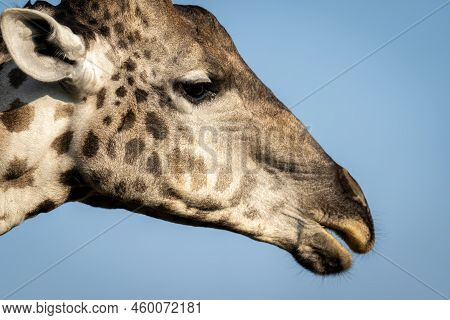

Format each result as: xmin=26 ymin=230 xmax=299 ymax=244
xmin=0 ymin=0 xmax=449 ymax=299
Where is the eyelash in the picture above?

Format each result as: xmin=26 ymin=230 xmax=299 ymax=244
xmin=177 ymin=80 xmax=219 ymax=104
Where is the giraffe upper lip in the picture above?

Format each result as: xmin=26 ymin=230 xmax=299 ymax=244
xmin=319 ymin=218 xmax=375 ymax=254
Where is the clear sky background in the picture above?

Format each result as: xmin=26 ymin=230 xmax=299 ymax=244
xmin=0 ymin=0 xmax=449 ymax=300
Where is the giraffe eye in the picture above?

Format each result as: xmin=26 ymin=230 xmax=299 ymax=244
xmin=178 ymin=81 xmax=218 ymax=104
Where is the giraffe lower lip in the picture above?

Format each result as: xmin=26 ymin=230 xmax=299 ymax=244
xmin=293 ymin=220 xmax=375 ymax=274
xmin=293 ymin=226 xmax=353 ymax=275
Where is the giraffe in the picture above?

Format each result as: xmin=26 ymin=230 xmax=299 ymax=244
xmin=0 ymin=0 xmax=374 ymax=275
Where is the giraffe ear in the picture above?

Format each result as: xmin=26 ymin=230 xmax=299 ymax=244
xmin=0 ymin=8 xmax=86 ymax=82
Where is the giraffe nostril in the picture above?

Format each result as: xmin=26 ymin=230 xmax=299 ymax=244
xmin=339 ymin=168 xmax=368 ymax=208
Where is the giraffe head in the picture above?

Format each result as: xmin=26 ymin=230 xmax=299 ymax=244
xmin=0 ymin=0 xmax=374 ymax=275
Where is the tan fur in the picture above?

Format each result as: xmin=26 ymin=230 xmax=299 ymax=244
xmin=0 ymin=0 xmax=375 ymax=275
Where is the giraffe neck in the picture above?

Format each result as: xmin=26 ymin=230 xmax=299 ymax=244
xmin=0 ymin=60 xmax=86 ymax=235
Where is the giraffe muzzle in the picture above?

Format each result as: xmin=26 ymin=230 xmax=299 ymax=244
xmin=292 ymin=216 xmax=373 ymax=275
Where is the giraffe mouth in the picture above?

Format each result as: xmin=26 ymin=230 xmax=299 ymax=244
xmin=323 ymin=219 xmax=374 ymax=254
xmin=291 ymin=217 xmax=374 ymax=275
xmin=290 ymin=226 xmax=348 ymax=275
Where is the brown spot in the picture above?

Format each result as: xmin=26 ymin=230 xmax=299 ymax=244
xmin=8 ymin=98 xmax=26 ymax=111
xmin=99 ymin=25 xmax=110 ymax=37
xmin=118 ymin=40 xmax=128 ymax=49
xmin=113 ymin=22 xmax=125 ymax=34
xmin=124 ymin=58 xmax=137 ymax=72
xmin=51 ymin=131 xmax=73 ymax=155
xmin=8 ymin=67 xmax=27 ymax=89
xmin=91 ymin=1 xmax=99 ymax=10
xmin=2 ymin=174 xmax=34 ymax=190
xmin=60 ymin=169 xmax=83 ymax=187
xmin=143 ymin=50 xmax=151 ymax=59
xmin=118 ymin=109 xmax=136 ymax=132
xmin=82 ymin=131 xmax=99 ymax=158
xmin=104 ymin=9 xmax=111 ymax=20
xmin=215 ymin=167 xmax=233 ymax=192
xmin=106 ymin=138 xmax=116 ymax=159
xmin=114 ymin=101 xmax=121 ymax=106
xmin=124 ymin=138 xmax=145 ymax=165
xmin=135 ymin=6 xmax=143 ymax=17
xmin=191 ymin=158 xmax=207 ymax=191
xmin=96 ymin=87 xmax=107 ymax=109
xmin=151 ymin=85 xmax=174 ymax=109
xmin=135 ymin=88 xmax=148 ymax=103
xmin=146 ymin=152 xmax=162 ymax=176
xmin=26 ymin=200 xmax=57 ymax=219
xmin=114 ymin=181 xmax=127 ymax=197
xmin=127 ymin=33 xmax=136 ymax=44
xmin=4 ymin=158 xmax=28 ymax=181
xmin=0 ymin=104 xmax=34 ymax=133
xmin=1 ymin=157 xmax=36 ymax=190
xmin=145 ymin=112 xmax=167 ymax=140
xmin=103 ymin=116 xmax=112 ymax=126
xmin=116 ymin=86 xmax=127 ymax=97
xmin=90 ymin=169 xmax=111 ymax=186
xmin=54 ymin=104 xmax=74 ymax=120
xmin=133 ymin=179 xmax=147 ymax=193
xmin=133 ymin=31 xmax=142 ymax=41
xmin=127 ymin=76 xmax=135 ymax=86
xmin=111 ymin=73 xmax=120 ymax=81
